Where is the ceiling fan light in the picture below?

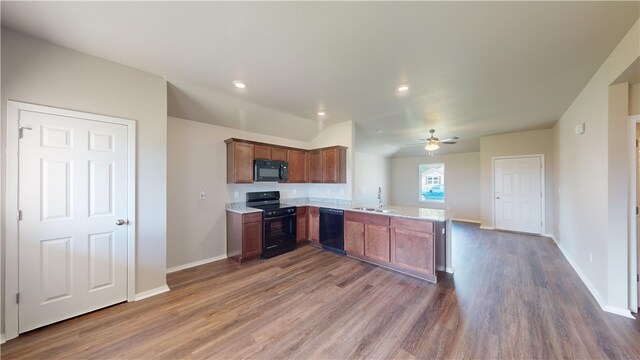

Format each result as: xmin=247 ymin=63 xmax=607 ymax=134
xmin=425 ymin=142 xmax=439 ymax=151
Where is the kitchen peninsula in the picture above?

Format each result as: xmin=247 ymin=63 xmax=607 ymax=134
xmin=227 ymin=199 xmax=452 ymax=283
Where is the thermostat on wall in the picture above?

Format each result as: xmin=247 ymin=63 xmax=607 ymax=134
xmin=574 ymin=123 xmax=585 ymax=135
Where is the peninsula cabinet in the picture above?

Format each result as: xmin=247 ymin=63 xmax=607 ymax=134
xmin=344 ymin=211 xmax=444 ymax=283
xmin=227 ymin=211 xmax=263 ymax=263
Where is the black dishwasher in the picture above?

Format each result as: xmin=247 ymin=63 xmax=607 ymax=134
xmin=319 ymin=208 xmax=345 ymax=255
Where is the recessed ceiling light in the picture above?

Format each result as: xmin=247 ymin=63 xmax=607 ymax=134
xmin=317 ymin=111 xmax=326 ymax=116
xmin=397 ymin=84 xmax=410 ymax=93
xmin=233 ymin=80 xmax=246 ymax=89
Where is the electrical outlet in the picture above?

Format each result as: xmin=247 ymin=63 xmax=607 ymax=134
xmin=293 ymin=189 xmax=297 ymax=195
xmin=234 ymin=191 xmax=239 ymax=199
xmin=199 ymin=190 xmax=206 ymax=200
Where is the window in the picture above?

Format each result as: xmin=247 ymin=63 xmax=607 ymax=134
xmin=419 ymin=163 xmax=445 ymax=202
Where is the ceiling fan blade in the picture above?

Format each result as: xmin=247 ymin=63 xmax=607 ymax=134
xmin=439 ymin=137 xmax=459 ymax=143
xmin=403 ymin=142 xmax=426 ymax=147
xmin=440 ymin=141 xmax=457 ymax=145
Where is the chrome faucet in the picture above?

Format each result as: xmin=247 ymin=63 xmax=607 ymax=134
xmin=377 ymin=187 xmax=383 ymax=209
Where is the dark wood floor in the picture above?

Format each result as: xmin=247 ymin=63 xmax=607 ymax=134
xmin=2 ymin=222 xmax=639 ymax=359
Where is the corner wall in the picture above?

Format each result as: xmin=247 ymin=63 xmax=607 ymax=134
xmin=554 ymin=19 xmax=639 ymax=313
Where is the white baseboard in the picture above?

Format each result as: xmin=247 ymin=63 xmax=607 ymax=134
xmin=555 ymin=241 xmax=634 ymax=319
xmin=453 ymin=218 xmax=481 ymax=224
xmin=543 ymin=233 xmax=555 ymax=239
xmin=134 ymin=285 xmax=170 ymax=301
xmin=1 ymin=333 xmax=5 ymax=344
xmin=167 ymin=254 xmax=227 ymax=274
xmin=445 ymin=267 xmax=455 ymax=274
xmin=479 ymin=226 xmax=494 ymax=230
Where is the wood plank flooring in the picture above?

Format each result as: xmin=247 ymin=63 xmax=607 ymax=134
xmin=2 ymin=222 xmax=639 ymax=359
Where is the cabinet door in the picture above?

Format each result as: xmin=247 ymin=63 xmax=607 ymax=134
xmin=308 ymin=207 xmax=320 ymax=243
xmin=242 ymin=221 xmax=263 ymax=258
xmin=391 ymin=228 xmax=434 ymax=275
xmin=271 ymin=147 xmax=287 ymax=161
xmin=234 ymin=142 xmax=254 ymax=183
xmin=344 ymin=220 xmax=365 ymax=255
xmin=322 ymin=148 xmax=338 ymax=183
xmin=364 ymin=224 xmax=390 ymax=262
xmin=309 ymin=150 xmax=323 ymax=183
xmin=254 ymin=145 xmax=271 ymax=160
xmin=296 ymin=213 xmax=307 ymax=243
xmin=287 ymin=149 xmax=307 ymax=183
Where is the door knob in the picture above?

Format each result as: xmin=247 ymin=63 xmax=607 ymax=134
xmin=116 ymin=219 xmax=128 ymax=225
xmin=495 ymin=196 xmax=500 ymax=200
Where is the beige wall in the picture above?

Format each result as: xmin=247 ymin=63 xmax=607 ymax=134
xmin=631 ymin=83 xmax=640 ymax=115
xmin=390 ymin=152 xmax=481 ymax=222
xmin=354 ymin=152 xmax=391 ymax=207
xmin=1 ymin=29 xmax=169 ymax=332
xmin=554 ymin=19 xmax=639 ymax=311
xmin=308 ymin=121 xmax=355 ymax=200
xmin=480 ymin=129 xmax=554 ymax=234
xmin=167 ymin=117 xmax=353 ymax=269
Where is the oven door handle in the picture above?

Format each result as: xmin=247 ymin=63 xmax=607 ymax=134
xmin=264 ymin=214 xmax=296 ymax=221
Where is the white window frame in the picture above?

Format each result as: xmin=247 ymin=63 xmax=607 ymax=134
xmin=419 ymin=163 xmax=445 ymax=203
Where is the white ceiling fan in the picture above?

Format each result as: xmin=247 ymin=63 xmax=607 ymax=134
xmin=417 ymin=129 xmax=459 ymax=152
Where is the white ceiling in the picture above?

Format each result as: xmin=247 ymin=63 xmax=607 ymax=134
xmin=2 ymin=2 xmax=638 ymax=156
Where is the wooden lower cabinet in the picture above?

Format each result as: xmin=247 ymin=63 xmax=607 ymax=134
xmin=296 ymin=207 xmax=308 ymax=243
xmin=364 ymin=224 xmax=390 ymax=262
xmin=390 ymin=228 xmax=434 ymax=276
xmin=344 ymin=210 xmax=443 ymax=282
xmin=344 ymin=220 xmax=365 ymax=255
xmin=227 ymin=211 xmax=263 ymax=263
xmin=308 ymin=207 xmax=320 ymax=243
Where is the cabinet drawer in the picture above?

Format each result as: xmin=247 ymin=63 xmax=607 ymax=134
xmin=243 ymin=212 xmax=263 ymax=224
xmin=345 ymin=211 xmax=390 ymax=227
xmin=390 ymin=217 xmax=433 ymax=234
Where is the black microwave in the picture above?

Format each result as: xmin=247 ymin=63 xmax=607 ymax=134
xmin=254 ymin=160 xmax=288 ymax=182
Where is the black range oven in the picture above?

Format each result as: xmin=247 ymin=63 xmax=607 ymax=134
xmin=246 ymin=191 xmax=297 ymax=259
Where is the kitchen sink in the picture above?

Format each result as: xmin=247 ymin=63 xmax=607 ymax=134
xmin=352 ymin=207 xmax=376 ymax=212
xmin=374 ymin=209 xmax=396 ymax=213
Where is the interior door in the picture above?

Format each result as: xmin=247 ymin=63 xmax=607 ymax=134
xmin=494 ymin=156 xmax=543 ymax=234
xmin=18 ymin=108 xmax=129 ymax=333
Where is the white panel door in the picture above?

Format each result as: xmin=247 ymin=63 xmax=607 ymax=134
xmin=19 ymin=109 xmax=128 ymax=333
xmin=494 ymin=156 xmax=542 ymax=234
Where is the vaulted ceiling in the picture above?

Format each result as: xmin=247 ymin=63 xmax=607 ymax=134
xmin=2 ymin=1 xmax=638 ymax=156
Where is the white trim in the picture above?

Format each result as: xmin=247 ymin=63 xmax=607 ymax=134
xmin=167 ymin=254 xmax=227 ymax=273
xmin=134 ymin=285 xmax=170 ymax=301
xmin=4 ymin=101 xmax=137 ymax=339
xmin=628 ymin=115 xmax=639 ymax=314
xmin=491 ymin=154 xmax=546 ymax=235
xmin=1 ymin=334 xmax=6 ymax=344
xmin=452 ymin=218 xmax=481 ymax=224
xmin=556 ymin=240 xmax=634 ymax=318
xmin=479 ymin=226 xmax=495 ymax=230
xmin=445 ymin=267 xmax=455 ymax=274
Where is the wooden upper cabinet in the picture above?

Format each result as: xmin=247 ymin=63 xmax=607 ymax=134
xmin=254 ymin=145 xmax=272 ymax=160
xmin=322 ymin=147 xmax=347 ymax=183
xmin=287 ymin=149 xmax=307 ymax=183
xmin=309 ymin=150 xmax=323 ymax=183
xmin=271 ymin=147 xmax=287 ymax=161
xmin=227 ymin=142 xmax=254 ymax=183
xmin=225 ymin=139 xmax=347 ymax=184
